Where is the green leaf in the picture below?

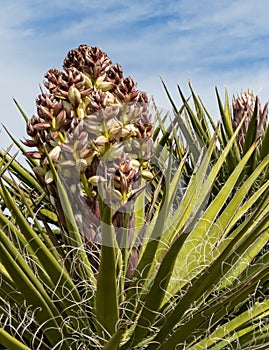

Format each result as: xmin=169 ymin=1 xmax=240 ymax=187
xmin=215 ymin=87 xmax=241 ymax=170
xmin=259 ymin=122 xmax=269 ymax=162
xmin=188 ymin=299 xmax=269 ymax=350
xmin=1 ymin=124 xmax=38 ymax=168
xmin=44 ymin=147 xmax=95 ymax=285
xmin=0 ymin=235 xmax=71 ymax=349
xmin=151 ymin=207 xmax=269 ymax=350
xmin=172 ymin=141 xmax=263 ymax=286
xmin=0 ymin=181 xmax=93 ymax=335
xmin=13 ymin=98 xmax=29 ymax=123
xmin=145 ymin=145 xmax=260 ymax=349
xmin=0 ymin=149 xmax=43 ymax=194
xmin=0 ymin=328 xmax=31 ymax=350
xmin=103 ymin=327 xmax=126 ymax=350
xmin=178 ymin=84 xmax=210 ymax=148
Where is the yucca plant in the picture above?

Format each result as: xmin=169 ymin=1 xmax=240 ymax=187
xmin=0 ymin=45 xmax=269 ymax=350
xmin=163 ymin=82 xmax=269 ymax=198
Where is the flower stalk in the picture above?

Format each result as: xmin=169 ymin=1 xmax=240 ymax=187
xmin=24 ymin=44 xmax=153 ymax=277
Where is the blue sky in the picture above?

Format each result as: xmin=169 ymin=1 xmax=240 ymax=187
xmin=1 ymin=0 xmax=269 ymax=148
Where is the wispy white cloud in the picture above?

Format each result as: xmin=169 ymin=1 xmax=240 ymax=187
xmin=1 ymin=0 xmax=269 ymax=148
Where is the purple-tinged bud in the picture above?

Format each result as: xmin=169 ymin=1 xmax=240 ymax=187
xmin=48 ymin=146 xmax=61 ymax=162
xmin=24 ymin=151 xmax=43 ymax=159
xmin=77 ymin=159 xmax=88 ymax=172
xmin=109 ymin=126 xmax=122 ymax=139
xmin=44 ymin=170 xmax=54 ymax=184
xmin=55 ymin=110 xmax=67 ymax=129
xmin=95 ymin=135 xmax=109 ymax=145
xmin=38 ymin=106 xmax=53 ymax=121
xmin=80 ymin=149 xmax=93 ymax=160
xmin=21 ymin=139 xmax=39 ymax=147
xmin=33 ymin=123 xmax=51 ymax=130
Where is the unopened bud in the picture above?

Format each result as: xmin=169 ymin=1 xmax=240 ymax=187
xmin=33 ymin=167 xmax=46 ymax=176
xmin=83 ymin=74 xmax=93 ymax=88
xmin=130 ymin=159 xmax=141 ymax=169
xmin=68 ymin=85 xmax=82 ymax=108
xmin=120 ymin=127 xmax=131 ymax=138
xmin=33 ymin=123 xmax=51 ymax=130
xmin=55 ymin=110 xmax=67 ymax=129
xmin=77 ymin=159 xmax=88 ymax=172
xmin=109 ymin=126 xmax=122 ymax=139
xmin=88 ymin=175 xmax=106 ymax=186
xmin=111 ymin=189 xmax=123 ymax=201
xmin=44 ymin=170 xmax=54 ymax=184
xmin=95 ymin=135 xmax=109 ymax=145
xmin=141 ymin=170 xmax=154 ymax=180
xmin=96 ymin=80 xmax=114 ymax=92
xmin=22 ymin=139 xmax=39 ymax=147
xmin=48 ymin=146 xmax=61 ymax=162
xmin=24 ymin=151 xmax=42 ymax=159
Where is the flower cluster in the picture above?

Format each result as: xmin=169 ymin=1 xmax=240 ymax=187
xmin=24 ymin=45 xmax=153 ymax=208
xmin=232 ymin=89 xmax=268 ymax=152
